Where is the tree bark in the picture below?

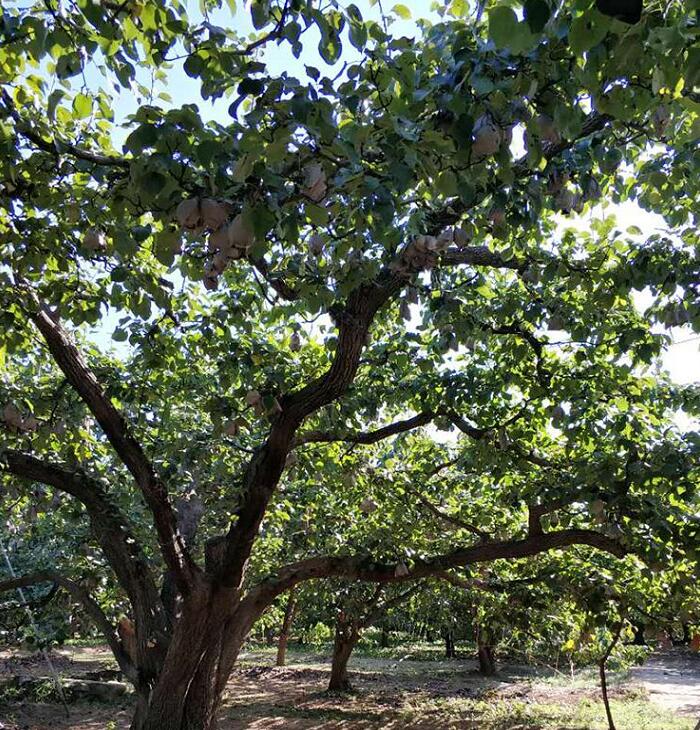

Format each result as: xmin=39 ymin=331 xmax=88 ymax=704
xmin=276 ymin=588 xmax=297 ymax=667
xmin=328 ymin=618 xmax=360 ymax=692
xmin=134 ymin=583 xmax=253 ymax=730
xmin=477 ymin=641 xmax=497 ymax=676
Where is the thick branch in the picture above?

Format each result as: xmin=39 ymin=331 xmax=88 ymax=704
xmin=0 ymin=571 xmax=135 ymax=681
xmin=221 ymin=117 xmax=605 ymax=587
xmin=17 ymin=286 xmax=196 ymax=592
xmin=247 ymin=528 xmax=626 ymax=607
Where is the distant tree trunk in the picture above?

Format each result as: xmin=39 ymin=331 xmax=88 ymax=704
xmin=476 ymin=625 xmax=496 ymax=675
xmin=477 ymin=641 xmax=496 ymax=675
xmin=599 ymin=621 xmax=623 ymax=730
xmin=443 ymin=628 xmax=456 ymax=658
xmin=379 ymin=626 xmax=390 ymax=648
xmin=276 ymin=588 xmax=297 ymax=667
xmin=328 ymin=615 xmax=360 ymax=691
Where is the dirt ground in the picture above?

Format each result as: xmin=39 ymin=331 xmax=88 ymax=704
xmin=1 ymin=646 xmax=698 ymax=729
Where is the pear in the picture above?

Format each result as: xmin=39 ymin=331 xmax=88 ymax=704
xmin=360 ymin=497 xmax=378 ymax=514
xmin=208 ymin=225 xmax=231 ymax=253
xmin=308 ymin=233 xmax=324 ymax=257
xmin=176 ymin=198 xmax=201 ymax=231
xmin=227 ymin=214 xmax=254 ymax=252
xmin=302 ymin=163 xmax=327 ymax=202
xmin=203 ymin=275 xmax=219 ymax=291
xmin=652 ymin=105 xmax=670 ymax=138
xmin=200 ymin=198 xmax=229 ymax=231
xmin=223 ymin=419 xmax=239 ymax=437
xmin=21 ymin=414 xmax=40 ymax=432
xmin=536 ymin=114 xmax=561 ymax=146
xmin=394 ymin=562 xmax=410 ymax=578
xmin=551 ymin=404 xmax=565 ymax=422
xmin=471 ymin=114 xmax=502 ymax=159
xmin=245 ymin=389 xmax=262 ymax=406
xmin=453 ymin=225 xmax=473 ymax=248
xmin=83 ymin=228 xmax=106 ymax=251
xmin=2 ymin=402 xmax=23 ymax=428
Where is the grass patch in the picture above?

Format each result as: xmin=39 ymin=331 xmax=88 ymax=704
xmin=399 ymin=695 xmax=695 ymax=729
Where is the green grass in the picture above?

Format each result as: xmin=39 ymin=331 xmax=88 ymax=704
xmin=398 ymin=696 xmax=695 ymax=729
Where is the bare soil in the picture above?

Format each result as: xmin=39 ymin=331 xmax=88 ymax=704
xmin=1 ymin=646 xmax=698 ymax=729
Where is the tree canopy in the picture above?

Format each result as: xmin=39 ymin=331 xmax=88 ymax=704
xmin=1 ymin=1 xmax=699 ymax=728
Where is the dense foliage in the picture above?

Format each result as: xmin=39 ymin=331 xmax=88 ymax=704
xmin=1 ymin=0 xmax=698 ymax=728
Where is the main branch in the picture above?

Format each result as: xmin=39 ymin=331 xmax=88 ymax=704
xmin=247 ymin=528 xmax=626 ymax=606
xmin=16 ymin=283 xmax=196 ymax=592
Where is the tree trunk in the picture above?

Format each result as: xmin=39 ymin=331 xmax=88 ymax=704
xmin=379 ymin=626 xmax=390 ymax=648
xmin=132 ymin=583 xmax=252 ymax=730
xmin=599 ymin=621 xmax=623 ymax=730
xmin=476 ymin=625 xmax=496 ymax=675
xmin=477 ymin=642 xmax=497 ymax=676
xmin=276 ymin=588 xmax=297 ymax=667
xmin=328 ymin=619 xmax=360 ymax=692
xmin=443 ymin=628 xmax=455 ymax=658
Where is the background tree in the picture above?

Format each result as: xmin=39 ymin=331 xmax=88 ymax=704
xmin=1 ymin=1 xmax=699 ymax=729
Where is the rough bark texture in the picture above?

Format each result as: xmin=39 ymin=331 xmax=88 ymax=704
xmin=134 ymin=582 xmax=256 ymax=730
xmin=477 ymin=642 xmax=496 ymax=675
xmin=328 ymin=619 xmax=360 ymax=692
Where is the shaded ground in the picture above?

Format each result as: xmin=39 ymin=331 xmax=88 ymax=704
xmin=1 ymin=645 xmax=698 ymax=729
xmin=631 ymin=650 xmax=700 ymax=717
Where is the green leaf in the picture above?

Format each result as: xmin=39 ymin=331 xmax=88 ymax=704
xmin=569 ymin=12 xmax=609 ymax=55
xmin=392 ymin=4 xmax=411 ymax=19
xmin=489 ymin=7 xmax=519 ymax=49
xmin=318 ymin=32 xmax=342 ymax=64
xmin=306 ymin=203 xmax=329 ymax=225
xmin=47 ymin=90 xmax=65 ymax=121
xmin=523 ymin=0 xmax=550 ymax=33
xmin=72 ymin=93 xmax=92 ymax=119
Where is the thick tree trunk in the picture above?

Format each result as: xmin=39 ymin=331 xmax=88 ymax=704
xmin=133 ymin=583 xmax=252 ymax=730
xmin=328 ymin=619 xmax=360 ymax=692
xmin=276 ymin=588 xmax=297 ymax=667
xmin=477 ymin=642 xmax=497 ymax=676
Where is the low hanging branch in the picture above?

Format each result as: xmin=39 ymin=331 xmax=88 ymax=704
xmin=0 ymin=571 xmax=136 ymax=681
xmin=293 ymin=411 xmax=436 ymax=447
xmin=1 ymin=450 xmax=163 ymax=620
xmin=244 ymin=528 xmax=626 ymax=608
